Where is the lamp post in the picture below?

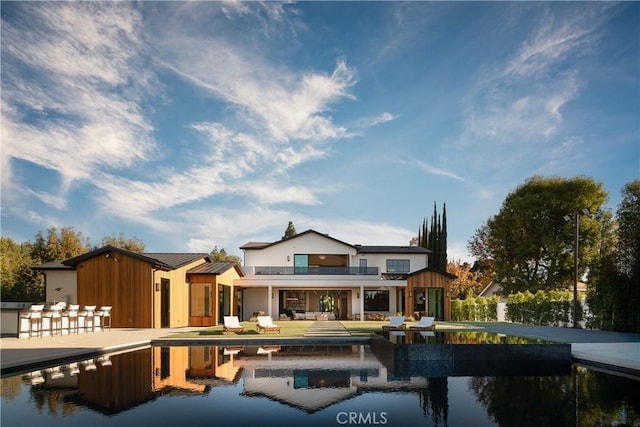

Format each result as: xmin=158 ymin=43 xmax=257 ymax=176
xmin=564 ymin=208 xmax=590 ymax=329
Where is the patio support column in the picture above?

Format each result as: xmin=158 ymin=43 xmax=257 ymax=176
xmin=268 ymin=284 xmax=273 ymax=318
xmin=359 ymin=285 xmax=364 ymax=320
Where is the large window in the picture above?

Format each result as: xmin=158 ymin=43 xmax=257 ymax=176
xmin=364 ymin=290 xmax=389 ymax=311
xmin=386 ymin=259 xmax=410 ymax=273
xmin=190 ymin=283 xmax=213 ymax=317
xmin=319 ymin=294 xmax=335 ymax=312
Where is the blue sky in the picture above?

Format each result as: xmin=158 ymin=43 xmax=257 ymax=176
xmin=1 ymin=1 xmax=638 ymax=263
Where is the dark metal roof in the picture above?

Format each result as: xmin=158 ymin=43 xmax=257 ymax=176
xmin=61 ymin=245 xmax=209 ymax=271
xmin=240 ymin=229 xmax=356 ymax=251
xmin=406 ymin=267 xmax=457 ymax=279
xmin=381 ymin=273 xmax=409 ymax=280
xmin=31 ymin=260 xmax=75 ymax=270
xmin=239 ymin=230 xmax=429 ymax=255
xmin=187 ymin=261 xmax=243 ymax=276
xmin=239 ymin=241 xmax=271 ymax=250
xmin=143 ymin=253 xmax=210 ymax=269
xmin=356 ymin=245 xmax=430 ymax=254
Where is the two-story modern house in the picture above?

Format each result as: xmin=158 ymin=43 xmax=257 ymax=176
xmin=235 ymin=230 xmax=454 ymax=322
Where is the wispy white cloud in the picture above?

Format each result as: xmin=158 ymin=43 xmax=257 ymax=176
xmin=182 ymin=208 xmax=417 ymax=255
xmin=459 ymin=3 xmax=612 ymax=175
xmin=241 ymin=182 xmax=321 ymax=206
xmin=2 ymin=1 xmax=359 ymax=234
xmin=500 ymin=6 xmax=609 ymax=80
xmin=183 ymin=205 xmax=296 ymax=253
xmin=158 ymin=26 xmax=356 ymax=143
xmin=412 ymin=160 xmax=466 ymax=182
xmin=93 ymin=166 xmax=231 ymax=219
xmin=370 ymin=112 xmax=397 ymax=126
xmin=1 ymin=2 xmax=156 ymax=192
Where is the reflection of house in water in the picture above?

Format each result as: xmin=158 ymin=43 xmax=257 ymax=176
xmin=238 ymin=345 xmax=428 ymax=413
xmin=185 ymin=345 xmax=243 ymax=386
xmin=27 ymin=346 xmax=214 ymax=415
xmin=18 ymin=344 xmax=450 ymax=417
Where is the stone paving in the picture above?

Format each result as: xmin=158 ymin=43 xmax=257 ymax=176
xmin=304 ymin=320 xmax=351 ymax=337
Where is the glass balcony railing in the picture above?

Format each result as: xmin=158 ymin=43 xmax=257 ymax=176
xmin=249 ymin=266 xmax=379 ymax=276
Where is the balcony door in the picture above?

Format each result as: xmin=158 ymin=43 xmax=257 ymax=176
xmin=294 ymin=254 xmax=309 ymax=274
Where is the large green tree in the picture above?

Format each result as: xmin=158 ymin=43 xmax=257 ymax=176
xmin=588 ymin=179 xmax=640 ymax=332
xmin=210 ymin=246 xmax=242 ymax=265
xmin=468 ymin=176 xmax=610 ymax=294
xmin=282 ymin=221 xmax=297 ymax=240
xmin=99 ymin=232 xmax=146 ymax=253
xmin=30 ymin=226 xmax=91 ymax=263
xmin=2 ymin=227 xmax=146 ymax=302
xmin=0 ymin=238 xmax=43 ymax=301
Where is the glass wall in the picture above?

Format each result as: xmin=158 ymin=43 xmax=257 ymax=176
xmin=364 ymin=290 xmax=389 ymax=311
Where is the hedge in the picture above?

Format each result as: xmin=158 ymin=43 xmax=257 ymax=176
xmin=451 ymin=290 xmax=580 ymax=326
xmin=451 ymin=296 xmax=499 ymax=321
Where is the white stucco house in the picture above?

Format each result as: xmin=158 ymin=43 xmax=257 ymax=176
xmin=235 ymin=230 xmax=438 ymax=321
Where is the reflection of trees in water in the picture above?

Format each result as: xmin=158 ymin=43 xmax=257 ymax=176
xmin=419 ymin=377 xmax=449 ymax=426
xmin=574 ymin=366 xmax=640 ymax=426
xmin=30 ymin=387 xmax=79 ymax=418
xmin=0 ymin=376 xmax=21 ymax=400
xmin=469 ymin=366 xmax=640 ymax=426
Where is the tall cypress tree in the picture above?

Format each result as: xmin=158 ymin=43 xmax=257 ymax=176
xmin=418 ymin=202 xmax=448 ymax=271
xmin=441 ymin=203 xmax=448 ymax=270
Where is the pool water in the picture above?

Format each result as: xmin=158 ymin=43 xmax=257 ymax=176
xmin=1 ymin=344 xmax=638 ymax=427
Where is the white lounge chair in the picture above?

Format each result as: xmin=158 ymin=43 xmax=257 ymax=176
xmin=223 ymin=316 xmax=245 ymax=334
xmin=382 ymin=316 xmax=406 ymax=331
xmin=409 ymin=316 xmax=435 ymax=331
xmin=257 ymin=345 xmax=281 ymax=354
xmin=256 ymin=316 xmax=281 ymax=333
xmin=223 ymin=346 xmax=244 ymax=355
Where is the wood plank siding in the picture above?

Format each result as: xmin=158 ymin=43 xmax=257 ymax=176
xmin=406 ymin=269 xmax=454 ymax=321
xmin=76 ymin=252 xmax=153 ymax=328
xmin=76 ymin=348 xmax=154 ymax=414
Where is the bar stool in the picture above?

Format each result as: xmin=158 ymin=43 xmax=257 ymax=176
xmin=43 ymin=302 xmax=65 ymax=336
xmin=19 ymin=305 xmax=44 ymax=339
xmin=65 ymin=362 xmax=80 ymax=376
xmin=22 ymin=370 xmax=45 ymax=385
xmin=79 ymin=305 xmax=96 ymax=333
xmin=95 ymin=306 xmax=112 ymax=331
xmin=65 ymin=304 xmax=80 ymax=334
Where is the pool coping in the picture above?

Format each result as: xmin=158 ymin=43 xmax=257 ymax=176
xmin=1 ymin=325 xmax=638 ymax=378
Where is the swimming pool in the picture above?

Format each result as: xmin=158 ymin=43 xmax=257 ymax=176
xmin=1 ymin=342 xmax=638 ymax=426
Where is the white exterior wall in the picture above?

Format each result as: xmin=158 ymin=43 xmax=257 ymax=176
xmin=238 ymin=231 xmax=421 ymax=319
xmin=242 ymin=287 xmax=269 ymax=320
xmin=351 ymin=253 xmax=427 ymax=274
xmin=243 ymin=233 xmax=357 ymax=267
xmin=44 ymin=270 xmax=77 ymax=304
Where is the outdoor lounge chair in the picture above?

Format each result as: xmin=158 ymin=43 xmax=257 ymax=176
xmin=409 ymin=316 xmax=435 ymax=331
xmin=223 ymin=346 xmax=244 ymax=356
xmin=223 ymin=316 xmax=245 ymax=334
xmin=257 ymin=345 xmax=281 ymax=354
xmin=382 ymin=316 xmax=406 ymax=331
xmin=256 ymin=316 xmax=281 ymax=333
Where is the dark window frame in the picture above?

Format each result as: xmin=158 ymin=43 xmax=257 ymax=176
xmin=364 ymin=290 xmax=389 ymax=311
xmin=386 ymin=259 xmax=410 ymax=273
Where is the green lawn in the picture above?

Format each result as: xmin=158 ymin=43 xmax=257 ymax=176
xmin=163 ymin=320 xmax=482 ymax=339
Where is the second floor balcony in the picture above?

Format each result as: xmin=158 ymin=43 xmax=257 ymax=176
xmin=245 ymin=266 xmax=380 ymax=276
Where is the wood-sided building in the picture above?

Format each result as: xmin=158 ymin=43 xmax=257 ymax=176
xmin=48 ymin=246 xmax=244 ymax=329
xmin=186 ymin=261 xmax=245 ymax=326
xmin=405 ymin=267 xmax=456 ymax=321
